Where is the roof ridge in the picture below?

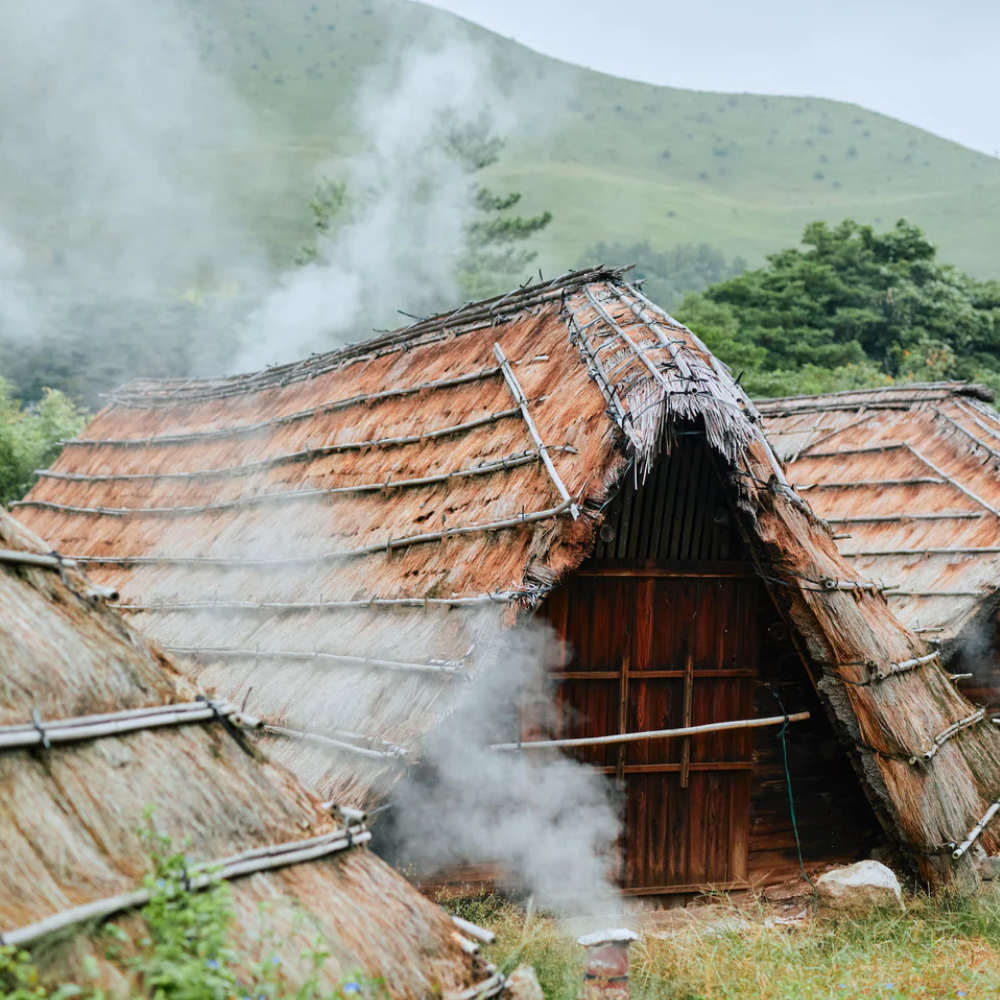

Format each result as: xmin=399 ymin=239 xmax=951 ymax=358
xmin=110 ymin=266 xmax=628 ymax=407
xmin=756 ymin=381 xmax=995 ymax=409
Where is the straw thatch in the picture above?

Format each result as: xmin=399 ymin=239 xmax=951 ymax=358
xmin=0 ymin=510 xmax=480 ymax=996
xmin=16 ymin=268 xmax=1000 ymax=885
xmin=757 ymin=383 xmax=1000 ymax=710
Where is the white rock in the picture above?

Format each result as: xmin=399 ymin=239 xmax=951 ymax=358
xmin=816 ymin=860 xmax=905 ymax=912
xmin=505 ymin=965 xmax=544 ymax=1000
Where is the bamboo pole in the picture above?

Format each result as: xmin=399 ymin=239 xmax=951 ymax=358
xmin=490 ymin=712 xmax=810 ymax=752
xmin=583 ymin=287 xmax=684 ymax=389
xmin=0 ymin=701 xmax=236 ymax=751
xmin=561 ymin=301 xmax=642 ymax=452
xmin=21 ymin=451 xmax=542 ymax=516
xmin=75 ymin=500 xmax=573 ymax=569
xmin=953 ymin=800 xmax=1000 ymax=860
xmin=164 ymin=645 xmax=468 ymax=677
xmin=802 ymin=444 xmax=907 ymax=460
xmin=930 ymin=406 xmax=1000 ymax=463
xmin=0 ymin=548 xmax=77 ymax=570
xmin=797 ymin=477 xmax=945 ymax=489
xmin=844 ymin=547 xmax=1000 ymax=557
xmin=96 ymin=366 xmax=504 ymax=446
xmin=493 ymin=343 xmax=578 ymax=519
xmin=913 ymin=708 xmax=986 ymax=764
xmin=62 ymin=404 xmax=526 ymax=467
xmin=0 ymin=825 xmax=370 ymax=948
xmin=114 ymin=587 xmax=547 ymax=614
xmin=865 ymin=651 xmax=939 ymax=684
xmin=905 ymin=444 xmax=1000 ymax=518
xmin=239 ymin=715 xmax=410 ymax=761
xmin=451 ymin=915 xmax=496 ymax=945
xmin=826 ymin=512 xmax=982 ymax=524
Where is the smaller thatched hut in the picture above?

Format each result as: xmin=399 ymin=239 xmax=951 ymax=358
xmin=0 ymin=510 xmax=489 ymax=998
xmin=758 ymin=383 xmax=1000 ymax=713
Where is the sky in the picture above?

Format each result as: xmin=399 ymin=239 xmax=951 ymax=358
xmin=429 ymin=0 xmax=1000 ymax=157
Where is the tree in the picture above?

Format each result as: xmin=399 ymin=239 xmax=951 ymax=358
xmin=297 ymin=114 xmax=552 ymax=300
xmin=0 ymin=380 xmax=87 ymax=504
xmin=676 ymin=219 xmax=1000 ymax=397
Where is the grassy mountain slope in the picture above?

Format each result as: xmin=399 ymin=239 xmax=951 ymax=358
xmin=184 ymin=0 xmax=1000 ymax=277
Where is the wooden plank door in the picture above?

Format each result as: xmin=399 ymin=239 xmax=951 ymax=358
xmin=542 ymin=564 xmax=761 ymax=894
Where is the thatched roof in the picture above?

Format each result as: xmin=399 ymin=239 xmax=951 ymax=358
xmin=757 ymin=383 xmax=1000 ymax=646
xmin=0 ymin=510 xmax=482 ymax=996
xmin=15 ymin=269 xmax=1000 ymax=885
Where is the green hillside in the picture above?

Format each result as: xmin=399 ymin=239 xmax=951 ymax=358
xmin=184 ymin=0 xmax=1000 ymax=278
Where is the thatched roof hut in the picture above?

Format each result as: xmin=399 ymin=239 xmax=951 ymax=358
xmin=15 ymin=269 xmax=1000 ymax=890
xmin=757 ymin=383 xmax=1000 ymax=713
xmin=0 ymin=510 xmax=487 ymax=996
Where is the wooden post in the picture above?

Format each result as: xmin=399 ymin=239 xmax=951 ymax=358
xmin=616 ymin=656 xmax=630 ymax=784
xmin=680 ymin=652 xmax=694 ymax=788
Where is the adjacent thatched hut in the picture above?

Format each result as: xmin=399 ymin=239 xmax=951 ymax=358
xmin=0 ymin=510 xmax=487 ymax=997
xmin=757 ymin=383 xmax=1000 ymax=713
xmin=16 ymin=269 xmax=1000 ymax=892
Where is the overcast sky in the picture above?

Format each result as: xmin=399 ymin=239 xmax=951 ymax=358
xmin=429 ymin=0 xmax=999 ymax=156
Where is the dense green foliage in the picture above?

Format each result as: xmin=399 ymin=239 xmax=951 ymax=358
xmin=676 ymin=219 xmax=1000 ymax=397
xmin=0 ymin=380 xmax=87 ymax=505
xmin=579 ymin=240 xmax=747 ymax=308
xmin=0 ymin=820 xmax=379 ymax=1000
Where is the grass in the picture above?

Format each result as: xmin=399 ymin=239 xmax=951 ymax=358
xmin=444 ymin=889 xmax=1000 ymax=999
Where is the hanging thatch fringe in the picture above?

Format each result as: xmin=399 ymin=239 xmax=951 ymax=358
xmin=72 ymin=499 xmax=574 ymax=569
xmin=493 ymin=343 xmax=578 ymax=518
xmin=0 ymin=823 xmax=370 ymax=948
xmin=0 ymin=699 xmax=237 ymax=751
xmin=113 ymin=587 xmax=548 ymax=614
xmin=19 ymin=451 xmax=545 ymax=516
xmin=164 ymin=645 xmax=468 ymax=677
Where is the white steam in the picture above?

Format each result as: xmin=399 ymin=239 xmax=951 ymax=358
xmin=235 ymin=41 xmax=495 ymax=370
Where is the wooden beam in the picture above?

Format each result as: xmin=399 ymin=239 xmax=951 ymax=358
xmin=680 ymin=652 xmax=694 ymax=789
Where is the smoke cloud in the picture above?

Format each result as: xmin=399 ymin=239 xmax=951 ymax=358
xmin=234 ymin=39 xmax=501 ymax=370
xmin=5 ymin=0 xmax=623 ymax=912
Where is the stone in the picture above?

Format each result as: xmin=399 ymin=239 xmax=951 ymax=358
xmin=816 ymin=860 xmax=905 ymax=912
xmin=504 ymin=965 xmax=544 ymax=1000
xmin=976 ymin=855 xmax=1000 ymax=881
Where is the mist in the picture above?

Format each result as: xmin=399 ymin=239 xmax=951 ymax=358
xmin=6 ymin=0 xmax=623 ymax=910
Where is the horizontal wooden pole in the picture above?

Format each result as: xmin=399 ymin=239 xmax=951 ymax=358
xmin=594 ymin=761 xmax=755 ymax=775
xmin=0 ymin=547 xmax=77 ymax=570
xmin=552 ymin=669 xmax=757 ymax=681
xmin=491 ymin=712 xmax=810 ymax=752
xmin=19 ymin=451 xmax=543 ymax=516
xmin=0 ymin=825 xmax=370 ymax=948
xmin=73 ymin=499 xmax=573 ymax=569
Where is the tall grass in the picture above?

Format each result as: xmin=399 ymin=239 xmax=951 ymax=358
xmin=445 ymin=887 xmax=1000 ymax=999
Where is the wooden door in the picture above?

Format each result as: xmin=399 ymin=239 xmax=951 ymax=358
xmin=541 ymin=563 xmax=762 ymax=894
